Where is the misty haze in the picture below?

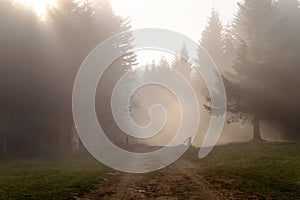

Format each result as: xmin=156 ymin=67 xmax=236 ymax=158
xmin=0 ymin=0 xmax=299 ymax=199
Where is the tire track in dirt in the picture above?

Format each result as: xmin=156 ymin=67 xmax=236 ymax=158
xmin=79 ymin=156 xmax=227 ymax=200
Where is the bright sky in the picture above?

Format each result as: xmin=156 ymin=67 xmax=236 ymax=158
xmin=110 ymin=0 xmax=238 ymax=42
xmin=110 ymin=0 xmax=239 ymax=64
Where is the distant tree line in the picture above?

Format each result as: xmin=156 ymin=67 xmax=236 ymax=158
xmin=141 ymin=0 xmax=300 ymax=142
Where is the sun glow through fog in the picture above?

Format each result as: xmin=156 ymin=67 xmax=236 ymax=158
xmin=13 ymin=0 xmax=57 ymax=20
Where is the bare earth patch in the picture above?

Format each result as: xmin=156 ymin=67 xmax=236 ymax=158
xmin=79 ymin=157 xmax=232 ymax=200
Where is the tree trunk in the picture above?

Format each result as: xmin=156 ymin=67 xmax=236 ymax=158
xmin=253 ymin=114 xmax=263 ymax=142
xmin=2 ymin=133 xmax=7 ymax=156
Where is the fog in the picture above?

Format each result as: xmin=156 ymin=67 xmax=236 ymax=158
xmin=0 ymin=0 xmax=300 ymax=158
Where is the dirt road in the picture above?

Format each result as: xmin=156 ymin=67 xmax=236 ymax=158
xmin=79 ymin=156 xmax=229 ymax=200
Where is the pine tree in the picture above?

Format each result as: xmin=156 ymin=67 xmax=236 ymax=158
xmin=158 ymin=56 xmax=171 ymax=72
xmin=222 ymin=0 xmax=275 ymax=142
xmin=266 ymin=0 xmax=300 ymax=138
xmin=222 ymin=23 xmax=237 ymax=72
xmin=172 ymin=43 xmax=192 ymax=78
xmin=200 ymin=8 xmax=224 ymax=69
xmin=224 ymin=0 xmax=300 ymax=141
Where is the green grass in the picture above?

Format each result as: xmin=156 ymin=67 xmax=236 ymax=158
xmin=0 ymin=155 xmax=108 ymax=200
xmin=197 ymin=142 xmax=300 ymax=199
xmin=0 ymin=142 xmax=299 ymax=199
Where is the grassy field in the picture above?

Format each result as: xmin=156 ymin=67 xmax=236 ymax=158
xmin=196 ymin=142 xmax=300 ymax=199
xmin=0 ymin=142 xmax=299 ymax=199
xmin=0 ymin=156 xmax=108 ymax=200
